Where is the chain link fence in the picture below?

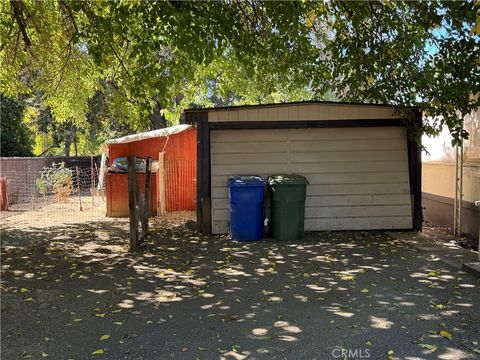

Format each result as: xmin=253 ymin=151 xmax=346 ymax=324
xmin=0 ymin=157 xmax=105 ymax=223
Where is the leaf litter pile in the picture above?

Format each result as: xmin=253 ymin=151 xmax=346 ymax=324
xmin=1 ymin=219 xmax=479 ymax=359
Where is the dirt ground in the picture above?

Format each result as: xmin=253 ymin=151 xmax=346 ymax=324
xmin=1 ymin=208 xmax=479 ymax=360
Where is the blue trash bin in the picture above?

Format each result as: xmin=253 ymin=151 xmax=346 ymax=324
xmin=227 ymin=176 xmax=265 ymax=241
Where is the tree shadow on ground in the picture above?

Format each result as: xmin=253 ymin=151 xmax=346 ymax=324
xmin=1 ymin=221 xmax=479 ymax=360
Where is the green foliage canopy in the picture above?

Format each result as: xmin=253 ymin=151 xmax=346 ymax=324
xmin=0 ymin=93 xmax=34 ymax=156
xmin=1 ymin=1 xmax=478 ymax=144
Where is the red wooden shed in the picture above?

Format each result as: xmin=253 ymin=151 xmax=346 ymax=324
xmin=103 ymin=125 xmax=196 ymax=217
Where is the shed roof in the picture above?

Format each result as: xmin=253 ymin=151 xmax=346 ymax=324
xmin=104 ymin=124 xmax=192 ymax=145
xmin=184 ymin=100 xmax=417 ymax=113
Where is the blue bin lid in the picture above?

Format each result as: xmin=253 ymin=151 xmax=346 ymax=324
xmin=227 ymin=175 xmax=265 ymax=187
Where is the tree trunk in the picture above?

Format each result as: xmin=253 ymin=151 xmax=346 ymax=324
xmin=64 ymin=140 xmax=70 ymax=156
xmin=148 ymin=101 xmax=167 ymax=130
xmin=73 ymin=135 xmax=78 ymax=156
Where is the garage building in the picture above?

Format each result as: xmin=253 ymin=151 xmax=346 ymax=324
xmin=184 ymin=101 xmax=422 ymax=235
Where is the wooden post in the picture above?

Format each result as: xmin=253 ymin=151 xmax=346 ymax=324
xmin=136 ymin=173 xmax=144 ymax=244
xmin=90 ymin=155 xmax=95 ymax=206
xmin=94 ymin=162 xmax=104 ymax=201
xmin=76 ymin=166 xmax=82 ymax=211
xmin=201 ymin=197 xmax=212 ymax=234
xmin=158 ymin=152 xmax=166 ymax=216
xmin=142 ymin=157 xmax=151 ymax=240
xmin=127 ymin=156 xmax=138 ymax=250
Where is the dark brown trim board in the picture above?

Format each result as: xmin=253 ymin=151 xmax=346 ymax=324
xmin=407 ymin=110 xmax=423 ymax=231
xmin=185 ymin=111 xmax=210 ymax=233
xmin=209 ymin=118 xmax=404 ymax=130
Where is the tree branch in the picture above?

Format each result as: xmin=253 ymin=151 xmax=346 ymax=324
xmin=109 ymin=43 xmax=131 ymax=78
xmin=10 ymin=0 xmax=31 ymax=48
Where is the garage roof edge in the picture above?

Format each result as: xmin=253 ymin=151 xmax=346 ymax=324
xmin=184 ymin=100 xmax=419 ymax=113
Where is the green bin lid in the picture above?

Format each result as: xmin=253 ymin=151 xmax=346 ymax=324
xmin=268 ymin=174 xmax=309 ymax=185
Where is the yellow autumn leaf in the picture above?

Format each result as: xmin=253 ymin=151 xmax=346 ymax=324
xmin=469 ymin=21 xmax=480 ymax=37
xmin=440 ymin=330 xmax=453 ymax=341
xmin=41 ymin=352 xmax=49 ymax=358
xmin=306 ymin=10 xmax=316 ymax=28
xmin=99 ymin=334 xmax=110 ymax=341
xmin=95 ymin=313 xmax=106 ymax=318
xmin=20 ymin=288 xmax=28 ymax=293
xmin=428 ymin=271 xmax=439 ymax=277
xmin=360 ymin=288 xmax=369 ymax=293
xmin=25 ymin=297 xmax=33 ymax=301
xmin=303 ymin=273 xmax=310 ymax=278
xmin=92 ymin=349 xmax=105 ymax=355
xmin=73 ymin=318 xmax=82 ymax=322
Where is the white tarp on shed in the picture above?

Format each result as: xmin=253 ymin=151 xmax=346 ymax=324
xmin=104 ymin=124 xmax=192 ymax=145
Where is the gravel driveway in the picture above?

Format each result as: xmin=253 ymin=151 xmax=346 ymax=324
xmin=1 ymin=220 xmax=479 ymax=360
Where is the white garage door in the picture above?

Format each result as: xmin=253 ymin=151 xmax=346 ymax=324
xmin=210 ymin=127 xmax=413 ymax=234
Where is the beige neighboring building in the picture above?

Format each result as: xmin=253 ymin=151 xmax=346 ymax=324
xmin=422 ymin=109 xmax=480 ymax=238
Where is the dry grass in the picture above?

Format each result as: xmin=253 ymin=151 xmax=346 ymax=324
xmin=1 ymin=196 xmax=107 ymax=230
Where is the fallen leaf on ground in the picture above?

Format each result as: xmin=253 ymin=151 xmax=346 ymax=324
xmin=99 ymin=334 xmax=110 ymax=341
xmin=440 ymin=330 xmax=453 ymax=341
xmin=20 ymin=288 xmax=28 ymax=293
xmin=419 ymin=344 xmax=437 ymax=352
xmin=95 ymin=313 xmax=106 ymax=318
xmin=92 ymin=349 xmax=105 ymax=355
xmin=25 ymin=297 xmax=33 ymax=302
xmin=387 ymin=349 xmax=394 ymax=360
xmin=360 ymin=288 xmax=369 ymax=293
xmin=41 ymin=352 xmax=49 ymax=358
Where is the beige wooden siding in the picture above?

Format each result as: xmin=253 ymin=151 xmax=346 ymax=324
xmin=210 ymin=127 xmax=412 ymax=234
xmin=208 ymin=103 xmax=399 ymax=122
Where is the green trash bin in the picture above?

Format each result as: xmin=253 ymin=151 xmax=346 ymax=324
xmin=268 ymin=174 xmax=309 ymax=241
